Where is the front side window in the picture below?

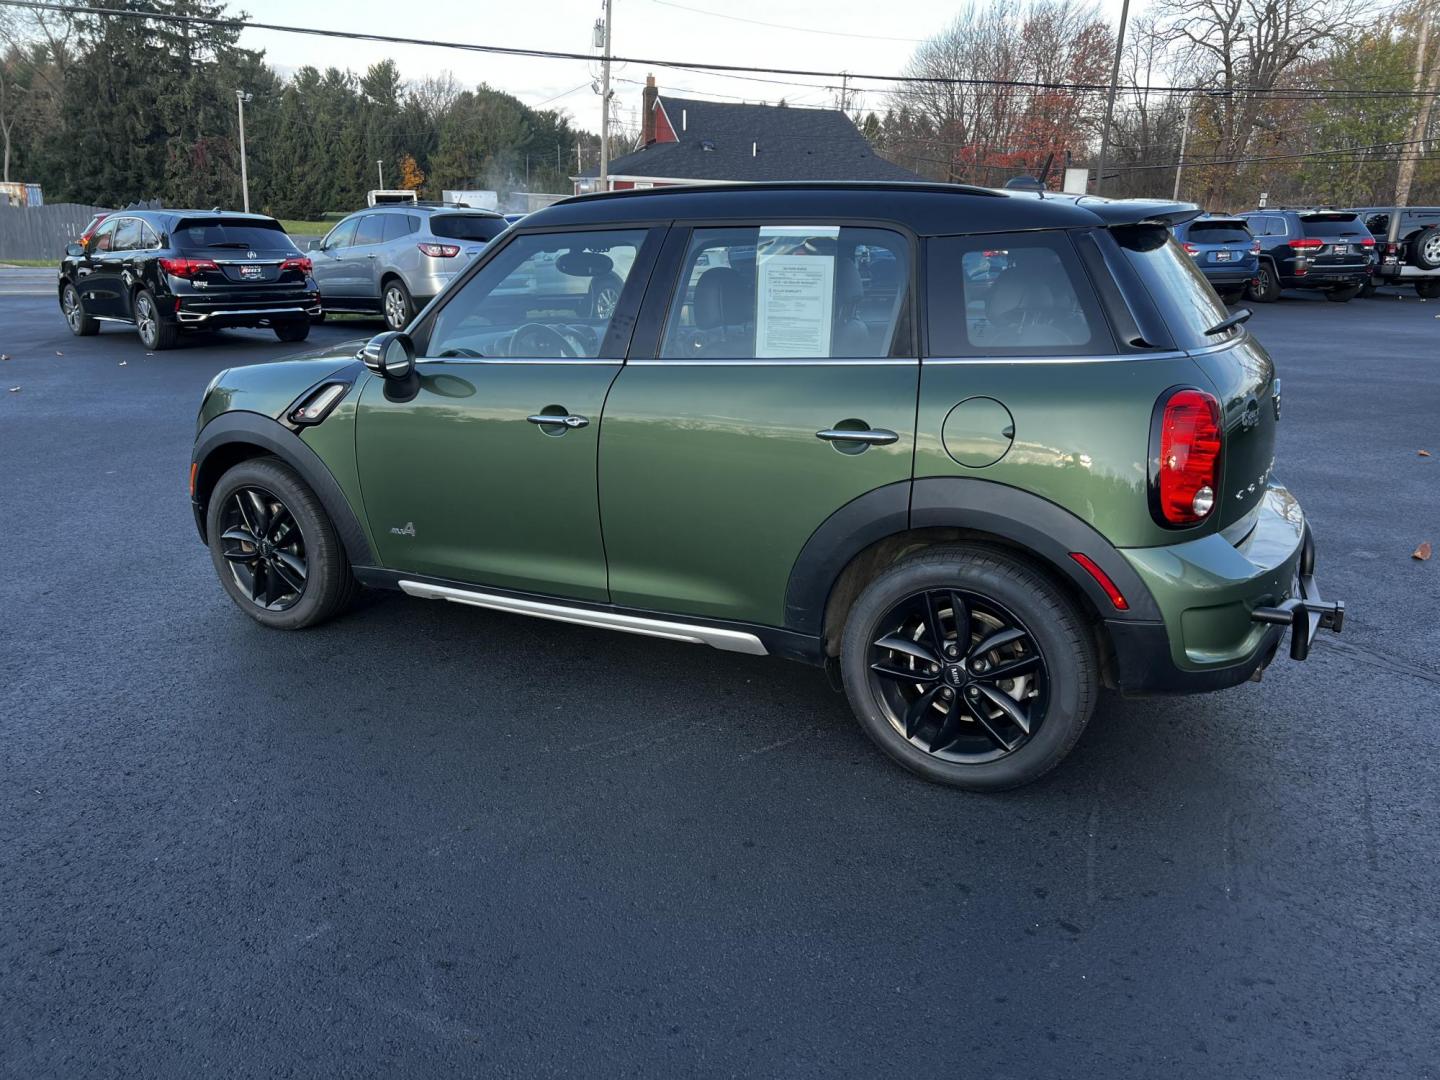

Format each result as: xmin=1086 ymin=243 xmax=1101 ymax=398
xmin=323 ymin=218 xmax=358 ymax=250
xmin=658 ymin=225 xmax=911 ymax=360
xmin=926 ymin=232 xmax=1109 ymax=356
xmin=424 ymin=229 xmax=649 ymax=360
xmin=88 ymin=217 xmax=118 ymax=254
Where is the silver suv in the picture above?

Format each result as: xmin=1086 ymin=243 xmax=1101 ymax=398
xmin=307 ymin=206 xmax=508 ymax=330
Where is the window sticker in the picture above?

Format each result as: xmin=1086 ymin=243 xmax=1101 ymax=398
xmin=754 ymin=226 xmax=839 ymax=358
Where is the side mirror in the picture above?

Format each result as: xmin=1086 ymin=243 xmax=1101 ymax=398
xmin=361 ymin=331 xmax=416 ymax=379
xmin=307 ymin=239 xmax=322 ymax=252
xmin=66 ymin=242 xmax=85 ymax=258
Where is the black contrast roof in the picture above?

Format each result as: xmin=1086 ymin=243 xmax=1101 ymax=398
xmin=583 ymin=96 xmax=922 ymax=183
xmin=529 ymin=182 xmax=1201 ymax=235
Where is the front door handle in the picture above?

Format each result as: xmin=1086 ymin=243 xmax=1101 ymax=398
xmin=815 ymin=427 xmax=898 ymax=446
xmin=527 ymin=413 xmax=589 ymax=429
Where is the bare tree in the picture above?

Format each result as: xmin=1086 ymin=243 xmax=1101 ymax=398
xmin=1154 ymin=0 xmax=1365 ymax=203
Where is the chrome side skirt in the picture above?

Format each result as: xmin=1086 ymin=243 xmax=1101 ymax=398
xmin=397 ymin=580 xmax=769 ymax=656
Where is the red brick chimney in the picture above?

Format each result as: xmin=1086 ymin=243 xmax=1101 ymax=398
xmin=642 ymin=74 xmax=658 ymax=145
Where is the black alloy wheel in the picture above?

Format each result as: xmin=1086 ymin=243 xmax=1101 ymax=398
xmin=867 ymin=588 xmax=1048 ymax=763
xmin=218 ymin=486 xmax=309 ymax=611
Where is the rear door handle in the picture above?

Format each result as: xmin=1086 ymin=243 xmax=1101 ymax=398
xmin=815 ymin=427 xmax=898 ymax=446
xmin=527 ymin=413 xmax=589 ymax=429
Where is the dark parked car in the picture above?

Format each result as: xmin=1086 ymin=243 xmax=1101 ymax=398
xmin=59 ymin=209 xmax=319 ymax=349
xmin=1172 ymin=216 xmax=1259 ymax=303
xmin=1237 ymin=209 xmax=1373 ymax=302
xmin=1350 ymin=206 xmax=1440 ymax=298
xmin=189 ymin=182 xmax=1343 ymax=791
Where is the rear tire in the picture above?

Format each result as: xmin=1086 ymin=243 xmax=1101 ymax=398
xmin=1416 ymin=279 xmax=1440 ymax=300
xmin=382 ymin=278 xmax=414 ymax=331
xmin=61 ymin=282 xmax=99 ymax=336
xmin=840 ymin=544 xmax=1097 ymax=792
xmin=1325 ymin=285 xmax=1361 ymax=302
xmin=134 ymin=288 xmax=178 ymax=350
xmin=1248 ymin=262 xmax=1281 ymax=303
xmin=274 ymin=321 xmax=311 ymax=343
xmin=206 ymin=456 xmax=358 ymax=630
xmin=1218 ymin=287 xmax=1245 ymax=305
xmin=1358 ymin=280 xmax=1378 ymax=298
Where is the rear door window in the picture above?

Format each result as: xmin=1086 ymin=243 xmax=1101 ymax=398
xmin=1111 ymin=224 xmax=1233 ymax=350
xmin=926 ymin=232 xmax=1110 ymax=356
xmin=430 ymin=215 xmax=507 ymax=242
xmin=657 ymin=225 xmax=912 ymax=360
xmin=353 ymin=215 xmax=385 ymax=247
xmin=111 ymin=218 xmax=142 ymax=252
xmin=380 ymin=214 xmax=418 ymax=243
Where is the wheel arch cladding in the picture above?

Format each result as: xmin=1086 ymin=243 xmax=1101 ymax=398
xmin=192 ymin=411 xmax=373 ymax=567
xmin=784 ymin=477 xmax=1161 ymax=648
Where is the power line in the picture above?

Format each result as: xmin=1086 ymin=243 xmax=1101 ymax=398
xmin=645 ymin=0 xmax=926 ymax=44
xmin=4 ymin=0 xmax=1439 ymax=101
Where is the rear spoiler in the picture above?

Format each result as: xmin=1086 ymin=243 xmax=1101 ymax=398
xmin=1069 ymin=197 xmax=1203 ymax=229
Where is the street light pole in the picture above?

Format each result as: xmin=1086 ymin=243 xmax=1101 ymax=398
xmin=599 ymin=0 xmax=613 ymax=191
xmin=377 ymin=159 xmax=385 ymax=189
xmin=235 ymin=90 xmax=253 ymax=213
xmin=1093 ymin=0 xmax=1131 ymax=196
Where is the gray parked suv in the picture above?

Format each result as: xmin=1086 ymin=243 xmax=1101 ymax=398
xmin=308 ymin=205 xmax=508 ymax=329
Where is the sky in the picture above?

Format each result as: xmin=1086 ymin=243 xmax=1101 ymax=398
xmin=235 ymin=0 xmax=1134 ymax=135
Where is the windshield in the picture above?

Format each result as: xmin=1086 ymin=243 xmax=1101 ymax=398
xmin=430 ymin=215 xmax=507 ymax=242
xmin=1113 ymin=224 xmax=1234 ymax=349
xmin=1188 ymin=221 xmax=1251 ymax=244
xmin=173 ymin=219 xmax=297 ymax=251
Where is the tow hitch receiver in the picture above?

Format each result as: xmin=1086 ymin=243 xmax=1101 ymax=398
xmin=1250 ymin=528 xmax=1345 ymax=662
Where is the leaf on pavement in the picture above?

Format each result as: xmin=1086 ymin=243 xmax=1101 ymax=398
xmin=117 ymin=360 xmax=127 ymax=367
xmin=0 ymin=353 xmax=10 ymax=360
xmin=7 ymin=386 xmax=19 ymax=393
xmin=54 ymin=351 xmax=63 ymax=356
xmin=1414 ymin=542 xmax=1433 ymax=561
xmin=1421 ymin=450 xmax=1432 ymax=457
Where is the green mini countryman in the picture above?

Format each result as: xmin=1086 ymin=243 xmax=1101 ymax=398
xmin=190 ymin=182 xmax=1344 ymax=790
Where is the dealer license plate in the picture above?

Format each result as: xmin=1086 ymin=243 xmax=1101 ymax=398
xmin=239 ymin=264 xmax=263 ymax=279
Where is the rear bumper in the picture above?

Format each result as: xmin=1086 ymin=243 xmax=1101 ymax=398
xmin=1108 ymin=481 xmax=1342 ymax=694
xmin=173 ymin=298 xmax=321 ymax=328
xmin=1284 ymin=269 xmax=1368 ymax=288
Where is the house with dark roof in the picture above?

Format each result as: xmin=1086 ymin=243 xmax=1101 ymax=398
xmin=574 ymin=76 xmax=921 ymax=193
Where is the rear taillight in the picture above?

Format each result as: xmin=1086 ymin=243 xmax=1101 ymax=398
xmin=1360 ymin=236 xmax=1375 ymax=248
xmin=1183 ymin=242 xmax=1199 ymax=256
xmin=158 ymin=257 xmax=219 ymax=278
xmin=1386 ymin=242 xmax=1398 ymax=256
xmin=1290 ymin=238 xmax=1325 ymax=250
xmin=418 ymin=242 xmax=461 ymax=258
xmin=1151 ymin=388 xmax=1221 ymax=527
xmin=280 ymin=256 xmax=313 ymax=273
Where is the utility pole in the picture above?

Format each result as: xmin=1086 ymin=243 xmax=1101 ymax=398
xmin=1093 ymin=0 xmax=1131 ymax=196
xmin=1173 ymin=92 xmax=1199 ymax=201
xmin=377 ymin=159 xmax=385 ymax=189
xmin=1396 ymin=4 xmax=1438 ymax=213
xmin=235 ymin=90 xmax=253 ymax=213
xmin=598 ymin=0 xmax=614 ymax=191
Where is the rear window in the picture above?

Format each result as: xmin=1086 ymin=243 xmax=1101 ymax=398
xmin=926 ymin=232 xmax=1111 ymax=356
xmin=1188 ymin=221 xmax=1251 ymax=244
xmin=430 ymin=214 xmax=506 ymax=242
xmin=173 ymin=219 xmax=296 ymax=252
xmin=1299 ymin=214 xmax=1365 ymax=238
xmin=1112 ymin=224 xmax=1233 ymax=350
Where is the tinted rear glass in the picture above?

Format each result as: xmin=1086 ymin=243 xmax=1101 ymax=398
xmin=173 ymin=219 xmax=296 ymax=252
xmin=1300 ymin=214 xmax=1365 ymax=238
xmin=1188 ymin=221 xmax=1251 ymax=244
xmin=1113 ymin=225 xmax=1233 ymax=349
xmin=430 ymin=215 xmax=506 ymax=242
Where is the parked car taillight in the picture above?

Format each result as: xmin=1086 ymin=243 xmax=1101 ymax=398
xmin=1360 ymin=236 xmax=1375 ymax=248
xmin=1183 ymin=242 xmax=1199 ymax=256
xmin=279 ymin=256 xmax=313 ymax=273
xmin=1290 ymin=238 xmax=1325 ymax=250
xmin=418 ymin=242 xmax=461 ymax=258
xmin=1152 ymin=388 xmax=1221 ymax=527
xmin=157 ymin=257 xmax=220 ymax=278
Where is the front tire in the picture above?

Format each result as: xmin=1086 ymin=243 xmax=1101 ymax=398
xmin=382 ymin=279 xmax=414 ymax=331
xmin=1325 ymin=285 xmax=1361 ymax=302
xmin=1247 ymin=262 xmax=1281 ymax=303
xmin=840 ymin=545 xmax=1097 ymax=791
xmin=61 ymin=283 xmax=99 ymax=336
xmin=206 ymin=457 xmax=357 ymax=630
xmin=134 ymin=288 xmax=178 ymax=350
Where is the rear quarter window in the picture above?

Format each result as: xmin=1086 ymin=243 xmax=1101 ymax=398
xmin=1111 ymin=224 xmax=1233 ymax=351
xmin=430 ymin=215 xmax=507 ymax=242
xmin=926 ymin=232 xmax=1112 ymax=357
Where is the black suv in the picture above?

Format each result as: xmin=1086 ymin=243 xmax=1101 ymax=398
xmin=1350 ymin=206 xmax=1440 ymax=298
xmin=1238 ymin=209 xmax=1373 ymax=302
xmin=59 ymin=210 xmax=320 ymax=349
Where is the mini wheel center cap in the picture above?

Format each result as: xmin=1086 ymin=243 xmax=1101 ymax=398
xmin=943 ymin=663 xmax=968 ymax=687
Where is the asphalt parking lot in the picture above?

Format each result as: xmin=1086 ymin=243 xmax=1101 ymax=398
xmin=2 ymin=273 xmax=1437 ymax=1078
